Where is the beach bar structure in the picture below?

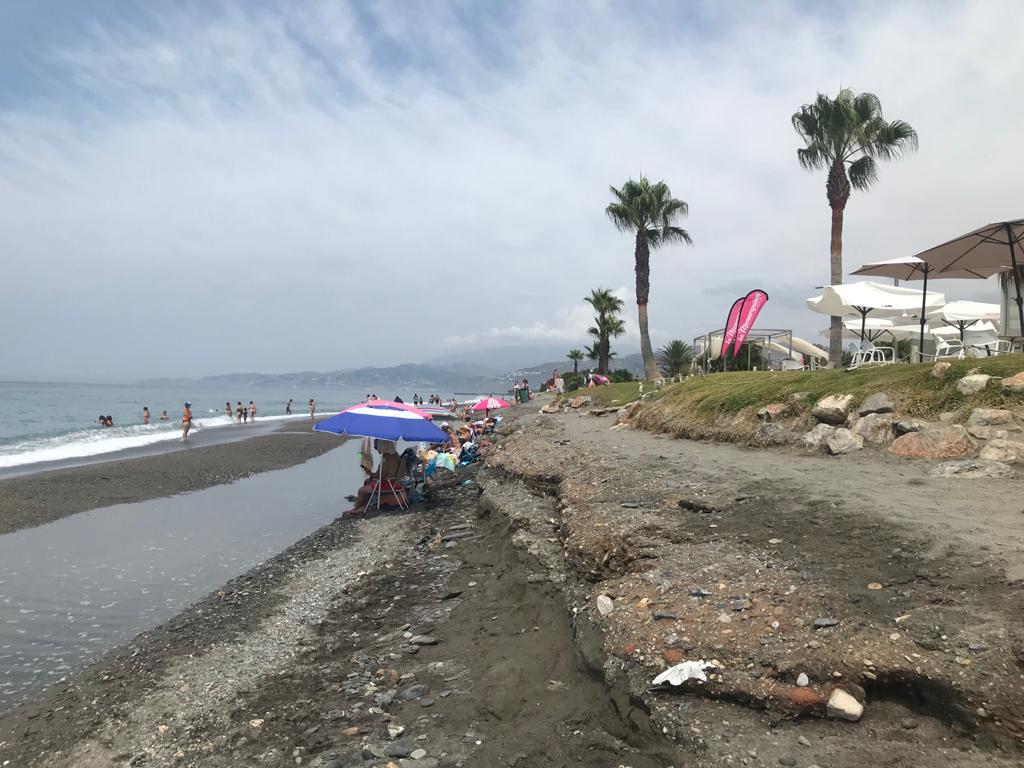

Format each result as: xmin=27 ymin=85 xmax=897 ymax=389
xmin=693 ymin=328 xmax=824 ymax=373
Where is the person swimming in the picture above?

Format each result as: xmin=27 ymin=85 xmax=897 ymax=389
xmin=143 ymin=407 xmax=150 ymax=425
xmin=159 ymin=410 xmax=169 ymax=421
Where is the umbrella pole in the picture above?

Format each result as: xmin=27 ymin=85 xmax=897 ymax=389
xmin=1006 ymin=223 xmax=1024 ymax=339
xmin=919 ymin=266 xmax=929 ymax=363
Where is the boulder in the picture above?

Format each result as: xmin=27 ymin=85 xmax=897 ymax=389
xmin=932 ymin=460 xmax=1014 ymax=479
xmin=787 ymin=392 xmax=811 ymax=413
xmin=812 ymin=394 xmax=854 ymax=425
xmin=979 ymin=439 xmax=1024 ymax=464
xmin=967 ymin=408 xmax=1013 ymax=427
xmin=803 ymin=423 xmax=835 ymax=450
xmin=932 ymin=361 xmax=952 ymax=381
xmin=938 ymin=411 xmax=960 ymax=424
xmin=754 ymin=423 xmax=791 ymax=446
xmin=889 ymin=425 xmax=977 ymax=460
xmin=1002 ymin=372 xmax=1024 ymax=392
xmin=757 ymin=403 xmax=790 ymax=421
xmin=826 ymin=688 xmax=864 ymax=722
xmin=826 ymin=428 xmax=863 ymax=455
xmin=893 ymin=418 xmax=927 ymax=435
xmin=967 ymin=425 xmax=1009 ymax=441
xmin=569 ymin=396 xmax=590 ymax=409
xmin=851 ymin=413 xmax=894 ymax=445
xmin=858 ymin=392 xmax=895 ymax=416
xmin=540 ymin=402 xmax=560 ymax=414
xmin=956 ymin=374 xmax=992 ymax=395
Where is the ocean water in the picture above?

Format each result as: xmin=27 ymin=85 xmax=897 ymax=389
xmin=0 ymin=381 xmax=382 ymax=470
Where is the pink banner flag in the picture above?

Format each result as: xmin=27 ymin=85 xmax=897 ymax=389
xmin=732 ymin=289 xmax=770 ymax=356
xmin=719 ymin=297 xmax=745 ymax=358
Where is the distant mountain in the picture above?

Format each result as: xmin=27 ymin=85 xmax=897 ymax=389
xmin=496 ymin=351 xmax=645 ymax=383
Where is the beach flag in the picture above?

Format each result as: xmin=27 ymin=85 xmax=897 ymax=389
xmin=720 ymin=297 xmax=746 ymax=358
xmin=732 ymin=289 xmax=770 ymax=355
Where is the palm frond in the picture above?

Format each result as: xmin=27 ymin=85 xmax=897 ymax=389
xmin=848 ymin=155 xmax=877 ymax=191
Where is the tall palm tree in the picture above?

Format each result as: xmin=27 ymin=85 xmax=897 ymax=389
xmin=792 ymin=89 xmax=917 ymax=366
xmin=585 ymin=288 xmax=625 ymax=374
xmin=566 ymin=348 xmax=584 ymax=374
xmin=606 ymin=176 xmax=692 ymax=380
xmin=657 ymin=340 xmax=693 ymax=377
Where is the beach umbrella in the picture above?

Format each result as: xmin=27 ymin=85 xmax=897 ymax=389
xmin=910 ymin=220 xmax=1024 ymax=336
xmin=938 ymin=300 xmax=1001 ymax=342
xmin=470 ymin=397 xmax=510 ymax=412
xmin=852 ymin=255 xmax=1004 ymax=355
xmin=313 ymin=401 xmax=447 ymax=443
xmin=413 ymin=404 xmax=452 ymax=419
xmin=807 ymin=281 xmax=945 ymax=345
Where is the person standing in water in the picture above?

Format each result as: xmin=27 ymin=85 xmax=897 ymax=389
xmin=181 ymin=402 xmax=193 ymax=440
xmin=236 ymin=401 xmax=243 ymax=423
xmin=160 ymin=410 xmax=169 ymax=421
xmin=248 ymin=401 xmax=256 ymax=422
xmin=241 ymin=402 xmax=248 ymax=423
xmin=286 ymin=398 xmax=293 ymax=415
xmin=309 ymin=398 xmax=315 ymax=419
xmin=143 ymin=407 xmax=151 ymax=425
xmin=225 ymin=402 xmax=232 ymax=419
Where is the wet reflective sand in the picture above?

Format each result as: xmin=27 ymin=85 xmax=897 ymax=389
xmin=0 ymin=444 xmax=359 ymax=712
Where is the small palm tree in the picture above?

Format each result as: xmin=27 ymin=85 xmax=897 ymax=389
xmin=657 ymin=340 xmax=693 ymax=377
xmin=566 ymin=348 xmax=584 ymax=374
xmin=606 ymin=176 xmax=692 ymax=380
xmin=585 ymin=288 xmax=625 ymax=374
xmin=792 ymin=89 xmax=917 ymax=365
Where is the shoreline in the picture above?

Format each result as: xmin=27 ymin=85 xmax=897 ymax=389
xmin=0 ymin=419 xmax=341 ymax=536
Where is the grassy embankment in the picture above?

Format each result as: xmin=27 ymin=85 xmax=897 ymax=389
xmin=565 ymin=357 xmax=1024 ymax=442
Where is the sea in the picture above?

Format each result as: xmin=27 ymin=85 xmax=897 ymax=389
xmin=0 ymin=381 xmax=448 ymax=471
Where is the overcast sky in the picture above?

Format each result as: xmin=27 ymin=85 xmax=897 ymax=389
xmin=2 ymin=1 xmax=1022 ymax=382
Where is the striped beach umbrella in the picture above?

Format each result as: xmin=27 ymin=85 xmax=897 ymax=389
xmin=313 ymin=401 xmax=447 ymax=443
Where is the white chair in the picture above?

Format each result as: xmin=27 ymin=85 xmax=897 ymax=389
xmin=781 ymin=359 xmax=807 ymax=371
xmin=968 ymin=338 xmax=1012 ymax=357
xmin=921 ymin=337 xmax=965 ymax=362
xmin=849 ymin=344 xmax=895 ymax=369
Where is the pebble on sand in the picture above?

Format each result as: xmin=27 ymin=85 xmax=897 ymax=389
xmin=826 ymin=688 xmax=864 ymax=722
xmin=596 ymin=595 xmax=614 ymax=616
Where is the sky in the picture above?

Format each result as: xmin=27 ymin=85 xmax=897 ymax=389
xmin=2 ymin=1 xmax=1022 ymax=382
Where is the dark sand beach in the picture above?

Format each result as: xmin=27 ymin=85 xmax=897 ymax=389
xmin=2 ymin=402 xmax=1022 ymax=768
xmin=0 ymin=420 xmax=337 ymax=535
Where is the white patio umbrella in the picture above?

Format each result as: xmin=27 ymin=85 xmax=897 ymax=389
xmin=851 ymin=256 xmax=1003 ymax=357
xmin=937 ymin=300 xmax=1001 ymax=342
xmin=807 ymin=281 xmax=945 ymax=345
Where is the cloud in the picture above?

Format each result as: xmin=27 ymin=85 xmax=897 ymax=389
xmin=1 ymin=1 xmax=1022 ymax=380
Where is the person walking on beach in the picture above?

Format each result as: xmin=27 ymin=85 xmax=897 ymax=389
xmin=181 ymin=402 xmax=193 ymax=440
xmin=286 ymin=398 xmax=293 ymax=415
xmin=309 ymin=398 xmax=316 ymax=419
xmin=248 ymin=401 xmax=256 ymax=422
xmin=143 ymin=407 xmax=150 ymax=425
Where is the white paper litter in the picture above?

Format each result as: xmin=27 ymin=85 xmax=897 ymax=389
xmin=652 ymin=660 xmax=715 ymax=686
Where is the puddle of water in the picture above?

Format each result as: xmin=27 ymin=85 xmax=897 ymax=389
xmin=0 ymin=443 xmax=360 ymax=712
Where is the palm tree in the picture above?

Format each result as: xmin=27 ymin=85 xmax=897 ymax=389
xmin=657 ymin=340 xmax=693 ymax=377
xmin=566 ymin=348 xmax=584 ymax=374
xmin=585 ymin=288 xmax=625 ymax=374
xmin=792 ymin=89 xmax=918 ymax=366
xmin=606 ymin=176 xmax=692 ymax=380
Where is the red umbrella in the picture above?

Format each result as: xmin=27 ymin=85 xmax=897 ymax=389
xmin=471 ymin=397 xmax=510 ymax=412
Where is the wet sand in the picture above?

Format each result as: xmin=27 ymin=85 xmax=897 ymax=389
xmin=0 ymin=420 xmax=340 ymax=535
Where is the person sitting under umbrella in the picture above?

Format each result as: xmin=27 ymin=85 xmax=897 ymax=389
xmin=347 ymin=439 xmax=404 ymax=517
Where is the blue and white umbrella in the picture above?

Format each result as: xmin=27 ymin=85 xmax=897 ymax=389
xmin=313 ymin=401 xmax=448 ymax=443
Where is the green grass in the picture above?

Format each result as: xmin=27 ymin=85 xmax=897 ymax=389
xmin=647 ymin=357 xmax=1024 ymax=422
xmin=563 ymin=381 xmax=645 ymax=408
xmin=624 ymin=357 xmax=1024 ymax=442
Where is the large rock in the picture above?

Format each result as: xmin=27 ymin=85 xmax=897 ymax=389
xmin=754 ymin=423 xmax=791 ymax=446
xmin=893 ymin=418 xmax=927 ymax=435
xmin=851 ymin=413 xmax=894 ymax=445
xmin=858 ymin=392 xmax=895 ymax=416
xmin=757 ymin=403 xmax=790 ymax=421
xmin=979 ymin=439 xmax=1024 ymax=464
xmin=812 ymin=394 xmax=854 ymax=425
xmin=788 ymin=392 xmax=811 ymax=411
xmin=1002 ymin=372 xmax=1024 ymax=392
xmin=569 ymin=395 xmax=590 ymax=409
xmin=826 ymin=428 xmax=863 ymax=455
xmin=967 ymin=408 xmax=1013 ymax=427
xmin=967 ymin=425 xmax=1009 ymax=441
xmin=889 ymin=425 xmax=977 ymax=460
xmin=932 ymin=361 xmax=952 ymax=381
xmin=803 ymin=423 xmax=835 ymax=450
xmin=956 ymin=374 xmax=992 ymax=395
xmin=540 ymin=401 xmax=560 ymax=414
xmin=931 ymin=460 xmax=1014 ymax=479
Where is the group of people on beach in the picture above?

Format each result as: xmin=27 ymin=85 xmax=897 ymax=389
xmin=226 ymin=401 xmax=259 ymax=424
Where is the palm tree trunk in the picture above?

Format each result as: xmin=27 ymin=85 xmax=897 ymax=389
xmin=599 ymin=335 xmax=609 ymax=375
xmin=572 ymin=359 xmax=578 ymax=374
xmin=828 ymin=203 xmax=845 ymax=366
xmin=635 ymin=234 xmax=658 ymax=380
